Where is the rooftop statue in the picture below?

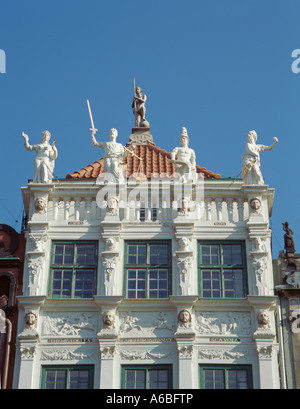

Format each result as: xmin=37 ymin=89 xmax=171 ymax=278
xmin=282 ymin=221 xmax=295 ymax=254
xmin=242 ymin=130 xmax=278 ymax=185
xmin=87 ymin=99 xmax=135 ymax=181
xmin=170 ymin=127 xmax=196 ymax=182
xmin=22 ymin=130 xmax=58 ymax=183
xmin=91 ymin=128 xmax=135 ymax=180
xmin=132 ymin=79 xmax=150 ymax=128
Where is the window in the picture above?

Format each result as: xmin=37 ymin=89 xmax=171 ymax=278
xmin=199 ymin=365 xmax=252 ymax=389
xmin=41 ymin=366 xmax=94 ymax=389
xmin=121 ymin=365 xmax=172 ymax=389
xmin=139 ymin=206 xmax=158 ymax=222
xmin=124 ymin=241 xmax=171 ymax=299
xmin=49 ymin=242 xmax=97 ymax=299
xmin=198 ymin=242 xmax=247 ymax=298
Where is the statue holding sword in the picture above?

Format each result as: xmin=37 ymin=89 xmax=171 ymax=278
xmin=87 ymin=100 xmax=136 ymax=181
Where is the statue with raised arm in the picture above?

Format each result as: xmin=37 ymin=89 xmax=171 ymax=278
xmin=242 ymin=130 xmax=278 ymax=185
xmin=91 ymin=128 xmax=135 ymax=181
xmin=170 ymin=127 xmax=196 ymax=182
xmin=22 ymin=130 xmax=58 ymax=183
xmin=132 ymin=80 xmax=149 ymax=128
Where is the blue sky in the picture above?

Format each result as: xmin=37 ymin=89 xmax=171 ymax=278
xmin=0 ymin=0 xmax=299 ymax=257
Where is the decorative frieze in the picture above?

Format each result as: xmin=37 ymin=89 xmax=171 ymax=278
xmin=42 ymin=313 xmax=97 ymax=337
xmin=198 ymin=349 xmax=247 ymax=360
xmin=195 ymin=312 xmax=251 ymax=336
xmin=120 ymin=350 xmax=169 ymax=360
xmin=41 ymin=349 xmax=94 ymax=361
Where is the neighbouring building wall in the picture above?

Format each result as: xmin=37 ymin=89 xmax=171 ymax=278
xmin=0 ymin=224 xmax=25 ymax=389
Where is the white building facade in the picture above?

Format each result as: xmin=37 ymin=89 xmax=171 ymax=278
xmin=13 ymin=105 xmax=281 ymax=389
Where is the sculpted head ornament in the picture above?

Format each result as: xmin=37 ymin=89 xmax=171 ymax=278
xmin=102 ymin=310 xmax=115 ymax=328
xmin=178 ymin=309 xmax=192 ymax=327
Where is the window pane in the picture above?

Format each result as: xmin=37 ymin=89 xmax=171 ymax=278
xmin=204 ymin=369 xmax=225 ymax=389
xmin=127 ymin=245 xmax=147 ymax=264
xmin=148 ymin=370 xmax=169 ymax=389
xmin=74 ymin=269 xmax=95 ymax=298
xmin=224 ymin=270 xmax=244 ymax=298
xmin=127 ymin=269 xmax=146 ymax=299
xmin=223 ymin=245 xmax=242 ymax=265
xmin=52 ymin=269 xmax=72 ymax=299
xmin=201 ymin=245 xmax=220 ymax=265
xmin=228 ymin=370 xmax=247 ymax=389
xmin=54 ymin=244 xmax=74 ymax=265
xmin=140 ymin=207 xmax=146 ymax=222
xmin=76 ymin=244 xmax=96 ymax=265
xmin=45 ymin=370 xmax=66 ymax=389
xmin=125 ymin=370 xmax=146 ymax=389
xmin=202 ymin=270 xmax=221 ymax=298
xmin=149 ymin=245 xmax=168 ymax=264
xmin=149 ymin=269 xmax=168 ymax=298
xmin=70 ymin=370 xmax=89 ymax=389
xmin=151 ymin=208 xmax=158 ymax=222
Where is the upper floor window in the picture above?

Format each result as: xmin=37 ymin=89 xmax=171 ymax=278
xmin=41 ymin=365 xmax=94 ymax=389
xmin=49 ymin=242 xmax=97 ymax=299
xmin=124 ymin=241 xmax=171 ymax=299
xmin=121 ymin=365 xmax=172 ymax=389
xmin=198 ymin=242 xmax=247 ymax=298
xmin=199 ymin=365 xmax=252 ymax=389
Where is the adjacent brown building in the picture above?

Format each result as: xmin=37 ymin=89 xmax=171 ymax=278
xmin=0 ymin=223 xmax=25 ymax=389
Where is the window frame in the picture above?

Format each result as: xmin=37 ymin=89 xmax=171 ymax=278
xmin=123 ymin=240 xmax=172 ymax=299
xmin=41 ymin=365 xmax=94 ymax=389
xmin=198 ymin=241 xmax=248 ymax=298
xmin=199 ymin=364 xmax=253 ymax=389
xmin=48 ymin=241 xmax=98 ymax=299
xmin=121 ymin=365 xmax=173 ymax=389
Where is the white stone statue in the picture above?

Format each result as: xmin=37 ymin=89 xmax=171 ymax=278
xmin=170 ymin=127 xmax=196 ymax=182
xmin=91 ymin=128 xmax=134 ymax=181
xmin=242 ymin=130 xmax=278 ymax=185
xmin=22 ymin=131 xmax=58 ymax=183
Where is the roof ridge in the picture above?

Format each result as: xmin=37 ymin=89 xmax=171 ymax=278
xmin=66 ymin=141 xmax=221 ymax=179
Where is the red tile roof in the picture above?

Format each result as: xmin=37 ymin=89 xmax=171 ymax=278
xmin=66 ymin=142 xmax=221 ymax=180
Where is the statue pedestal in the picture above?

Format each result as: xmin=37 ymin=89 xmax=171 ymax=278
xmin=129 ymin=128 xmax=153 ymax=145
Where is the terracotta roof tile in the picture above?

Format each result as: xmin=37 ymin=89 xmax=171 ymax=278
xmin=66 ymin=142 xmax=221 ymax=180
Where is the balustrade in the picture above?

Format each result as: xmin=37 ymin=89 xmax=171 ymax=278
xmin=46 ymin=194 xmax=247 ymax=224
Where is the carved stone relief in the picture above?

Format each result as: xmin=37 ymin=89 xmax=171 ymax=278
xmin=119 ymin=311 xmax=174 ymax=337
xmin=41 ymin=349 xmax=95 ymax=361
xmin=102 ymin=256 xmax=118 ymax=296
xmin=28 ymin=230 xmax=47 ymax=252
xmin=195 ymin=312 xmax=251 ymax=336
xmin=120 ymin=350 xmax=169 ymax=360
xmin=42 ymin=313 xmax=97 ymax=337
xmin=27 ymin=255 xmax=44 ymax=296
xmin=198 ymin=348 xmax=247 ymax=360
